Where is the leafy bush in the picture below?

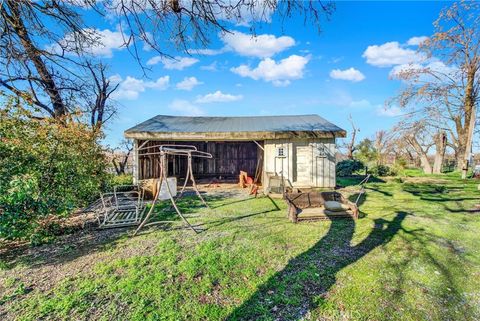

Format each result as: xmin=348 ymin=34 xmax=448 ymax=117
xmin=368 ymin=165 xmax=397 ymax=177
xmin=0 ymin=175 xmax=46 ymax=240
xmin=0 ymin=100 xmax=108 ymax=241
xmin=108 ymin=174 xmax=134 ymax=188
xmin=336 ymin=159 xmax=365 ymax=177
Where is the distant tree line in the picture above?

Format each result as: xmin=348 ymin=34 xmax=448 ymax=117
xmin=341 ymin=1 xmax=479 ymax=177
xmin=390 ymin=1 xmax=479 ymax=178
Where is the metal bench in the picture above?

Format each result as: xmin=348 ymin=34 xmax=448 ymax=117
xmin=97 ymin=185 xmax=146 ymax=228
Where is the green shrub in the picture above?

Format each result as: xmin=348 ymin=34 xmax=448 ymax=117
xmin=29 ymin=221 xmax=64 ymax=246
xmin=336 ymin=159 xmax=365 ymax=177
xmin=0 ymin=175 xmax=47 ymax=240
xmin=0 ymin=99 xmax=108 ymax=241
xmin=107 ymin=174 xmax=134 ymax=188
xmin=368 ymin=165 xmax=397 ymax=177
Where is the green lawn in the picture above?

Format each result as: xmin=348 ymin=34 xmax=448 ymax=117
xmin=1 ymin=172 xmax=480 ymax=320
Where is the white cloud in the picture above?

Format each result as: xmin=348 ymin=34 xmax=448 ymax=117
xmin=329 ymin=67 xmax=365 ymax=82
xmin=200 ymin=61 xmax=218 ymax=71
xmin=111 ymin=75 xmax=169 ymax=100
xmin=142 ymin=32 xmax=154 ymax=51
xmin=362 ymin=41 xmax=426 ymax=67
xmin=376 ymin=105 xmax=403 ymax=117
xmin=389 ymin=60 xmax=458 ymax=81
xmin=423 ymin=60 xmax=458 ymax=76
xmin=147 ymin=76 xmax=171 ymax=89
xmin=388 ymin=63 xmax=424 ymax=78
xmin=315 ymin=90 xmax=378 ymax=110
xmin=89 ymin=29 xmax=126 ymax=57
xmin=231 ymin=55 xmax=310 ymax=86
xmin=108 ymin=74 xmax=123 ymax=84
xmin=147 ymin=56 xmax=199 ymax=70
xmin=329 ymin=56 xmax=344 ymax=64
xmin=349 ymin=99 xmax=372 ymax=108
xmin=221 ymin=31 xmax=295 ymax=58
xmin=407 ymin=36 xmax=428 ymax=46
xmin=168 ymin=99 xmax=205 ymax=116
xmin=365 ymin=38 xmax=458 ymax=83
xmin=47 ymin=28 xmax=125 ymax=58
xmin=321 ymin=93 xmax=397 ymax=115
xmin=187 ymin=48 xmax=226 ymax=56
xmin=195 ymin=91 xmax=243 ymax=103
xmin=176 ymin=77 xmax=203 ymax=91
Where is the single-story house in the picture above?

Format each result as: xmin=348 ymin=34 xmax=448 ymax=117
xmin=124 ymin=114 xmax=346 ymax=191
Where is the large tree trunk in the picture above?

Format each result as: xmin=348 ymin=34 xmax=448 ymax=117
xmin=456 ymin=146 xmax=465 ymax=172
xmin=346 ymin=139 xmax=355 ymax=159
xmin=461 ymin=72 xmax=476 ymax=179
xmin=432 ymin=131 xmax=447 ymax=174
xmin=408 ymin=136 xmax=433 ymax=174
xmin=112 ymin=159 xmax=126 ymax=175
xmin=419 ymin=154 xmax=433 ymax=174
xmin=4 ymin=0 xmax=67 ymax=118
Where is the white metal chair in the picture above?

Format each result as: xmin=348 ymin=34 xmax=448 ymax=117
xmin=97 ymin=185 xmax=146 ymax=228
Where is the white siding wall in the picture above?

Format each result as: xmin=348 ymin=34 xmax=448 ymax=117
xmin=263 ymin=138 xmax=336 ymax=189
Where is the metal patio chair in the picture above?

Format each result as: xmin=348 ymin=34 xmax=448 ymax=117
xmin=97 ymin=185 xmax=146 ymax=228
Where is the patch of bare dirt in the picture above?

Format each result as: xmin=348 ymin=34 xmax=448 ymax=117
xmin=0 ymin=219 xmax=164 ymax=318
xmin=199 ymin=183 xmax=254 ymax=198
xmin=0 ymin=226 xmax=124 ymax=293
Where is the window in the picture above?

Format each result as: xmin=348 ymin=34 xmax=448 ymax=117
xmin=275 ymin=146 xmax=287 ymax=158
xmin=315 ymin=144 xmax=327 ymax=158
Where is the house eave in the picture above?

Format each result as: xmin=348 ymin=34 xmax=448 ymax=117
xmin=124 ymin=130 xmax=346 ymax=141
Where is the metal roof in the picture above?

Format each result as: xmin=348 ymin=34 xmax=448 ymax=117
xmin=124 ymin=114 xmax=346 ymax=140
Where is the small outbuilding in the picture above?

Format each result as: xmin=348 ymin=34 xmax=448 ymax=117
xmin=124 ymin=114 xmax=346 ymax=191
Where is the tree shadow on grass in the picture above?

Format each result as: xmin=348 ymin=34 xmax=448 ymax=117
xmin=402 ymin=183 xmax=477 ymax=202
xmin=402 ymin=183 xmax=480 ymax=215
xmin=442 ymin=203 xmax=480 ymax=214
xmin=390 ymin=227 xmax=477 ymax=320
xmin=365 ymin=185 xmax=393 ymax=197
xmin=226 ymin=211 xmax=408 ymax=321
xmin=374 ymin=228 xmax=475 ymax=320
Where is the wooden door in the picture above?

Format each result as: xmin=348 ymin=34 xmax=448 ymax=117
xmin=295 ymin=144 xmax=312 ymax=184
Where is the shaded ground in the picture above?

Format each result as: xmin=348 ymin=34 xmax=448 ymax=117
xmin=1 ymin=175 xmax=480 ymax=320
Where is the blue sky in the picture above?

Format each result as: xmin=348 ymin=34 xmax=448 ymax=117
xmin=87 ymin=1 xmax=448 ymax=147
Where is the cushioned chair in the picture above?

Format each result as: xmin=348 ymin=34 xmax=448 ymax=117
xmin=284 ymin=191 xmax=358 ymax=223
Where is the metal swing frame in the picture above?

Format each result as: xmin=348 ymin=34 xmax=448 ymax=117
xmin=133 ymin=144 xmax=213 ymax=235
